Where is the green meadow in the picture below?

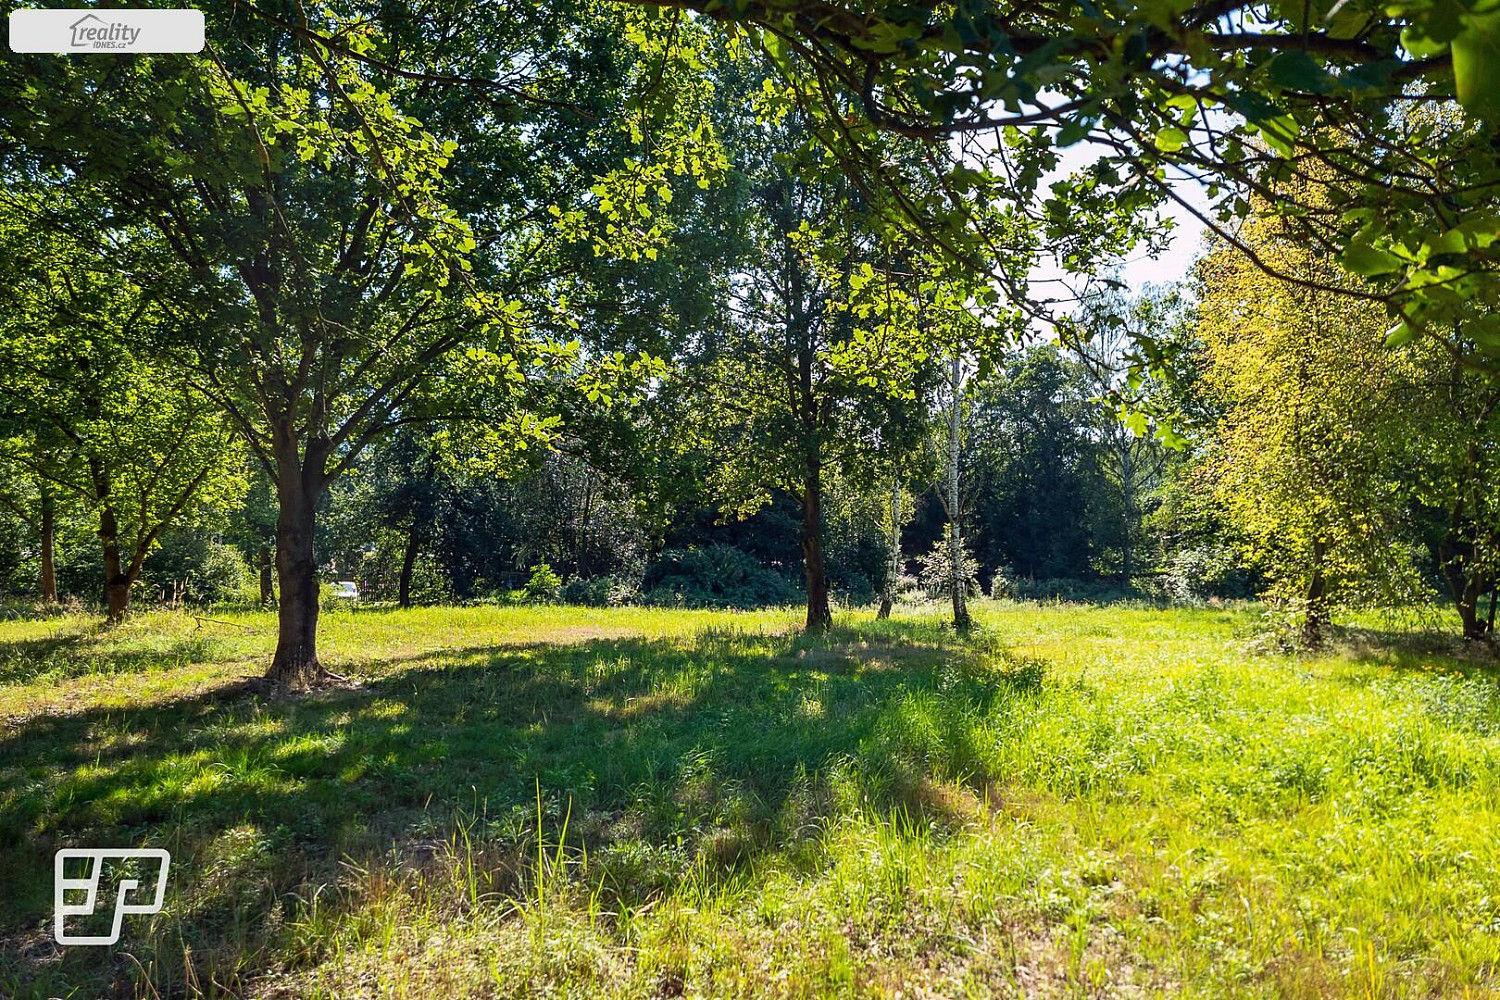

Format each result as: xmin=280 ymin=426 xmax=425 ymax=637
xmin=5 ymin=602 xmax=1500 ymax=998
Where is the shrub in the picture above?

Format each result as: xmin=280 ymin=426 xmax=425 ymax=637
xmin=1009 ymin=577 xmax=1153 ymax=604
xmin=640 ymin=545 xmax=798 ymax=609
xmin=559 ymin=575 xmax=636 ymax=606
xmin=832 ymin=571 xmax=875 ymax=606
xmin=521 ymin=562 xmax=563 ymax=604
xmin=1162 ymin=545 xmax=1256 ymax=603
xmin=916 ymin=535 xmax=979 ymax=600
xmin=145 ymin=535 xmax=256 ymax=606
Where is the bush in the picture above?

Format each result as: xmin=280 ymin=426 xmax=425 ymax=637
xmin=1009 ymin=576 xmax=1150 ymax=604
xmin=832 ymin=572 xmax=875 ymax=606
xmin=1162 ymin=545 xmax=1256 ymax=604
xmin=640 ymin=545 xmax=798 ymax=609
xmin=145 ymin=535 xmax=256 ymax=606
xmin=559 ymin=575 xmax=636 ymax=606
xmin=521 ymin=562 xmax=562 ymax=604
xmin=916 ymin=535 xmax=979 ymax=600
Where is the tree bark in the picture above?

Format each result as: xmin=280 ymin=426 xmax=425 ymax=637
xmin=39 ymin=488 xmax=56 ymax=603
xmin=801 ymin=457 xmax=833 ymax=632
xmin=99 ymin=504 xmax=131 ymax=624
xmin=268 ymin=432 xmax=331 ymax=688
xmin=948 ymin=352 xmax=971 ymax=631
xmin=1302 ymin=537 xmax=1329 ymax=646
xmin=1437 ymin=522 xmax=1492 ymax=642
xmin=258 ymin=545 xmax=274 ymax=607
xmin=878 ymin=477 xmax=900 ymax=620
xmin=1120 ymin=440 xmax=1134 ymax=582
xmin=1450 ymin=565 xmax=1488 ymax=641
xmin=398 ymin=523 xmax=420 ymax=609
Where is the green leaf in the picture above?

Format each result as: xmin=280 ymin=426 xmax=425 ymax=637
xmin=1154 ymin=127 xmax=1188 ymax=152
xmin=1384 ymin=320 xmax=1418 ymax=348
xmin=1341 ymin=240 xmax=1404 ymax=276
xmin=1400 ymin=24 xmax=1450 ymax=58
xmin=1266 ymin=50 xmax=1334 ymax=93
xmin=1453 ymin=8 xmax=1500 ymax=120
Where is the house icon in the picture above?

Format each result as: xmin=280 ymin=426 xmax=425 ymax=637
xmin=68 ymin=12 xmax=105 ymax=45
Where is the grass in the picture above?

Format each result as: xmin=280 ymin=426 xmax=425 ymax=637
xmin=3 ymin=601 xmax=1500 ymax=997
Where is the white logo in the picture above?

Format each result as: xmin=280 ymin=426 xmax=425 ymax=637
xmin=54 ymin=848 xmax=170 ymax=946
xmin=9 ymin=9 xmax=205 ymax=54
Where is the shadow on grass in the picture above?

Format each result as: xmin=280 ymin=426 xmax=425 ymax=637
xmin=1329 ymin=624 xmax=1500 ymax=678
xmin=0 ymin=627 xmax=224 ymax=687
xmin=0 ymin=619 xmax=1043 ymax=998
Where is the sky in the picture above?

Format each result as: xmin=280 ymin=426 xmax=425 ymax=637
xmin=1119 ymin=189 xmax=1209 ymax=292
xmin=1030 ymin=137 xmax=1213 ymax=316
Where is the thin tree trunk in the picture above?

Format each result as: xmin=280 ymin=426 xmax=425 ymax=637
xmin=39 ymin=488 xmax=56 ymax=603
xmin=802 ymin=457 xmax=833 ymax=633
xmin=878 ymin=478 xmax=900 ymax=620
xmin=99 ymin=504 xmax=131 ymax=624
xmin=1303 ymin=537 xmax=1329 ymax=646
xmin=1437 ymin=524 xmax=1492 ymax=641
xmin=1120 ymin=441 xmax=1134 ymax=582
xmin=948 ymin=352 xmax=971 ymax=631
xmin=576 ymin=470 xmax=593 ymax=579
xmin=268 ymin=432 xmax=330 ymax=688
xmin=398 ymin=524 xmax=420 ymax=609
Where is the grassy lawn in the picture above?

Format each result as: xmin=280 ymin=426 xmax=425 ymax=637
xmin=4 ymin=602 xmax=1500 ymax=997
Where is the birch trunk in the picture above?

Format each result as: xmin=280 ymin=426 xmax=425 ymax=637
xmin=948 ymin=351 xmax=971 ymax=631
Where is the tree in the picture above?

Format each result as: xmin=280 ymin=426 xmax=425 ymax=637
xmin=923 ymin=273 xmax=1024 ymax=629
xmin=1 ymin=2 xmax=719 ymax=682
xmin=0 ymin=203 xmax=244 ymax=621
xmin=1195 ymin=190 xmax=1423 ymax=642
xmin=600 ymin=0 xmax=1500 ymax=375
xmin=962 ymin=346 xmax=1102 ymax=586
xmin=685 ymin=96 xmax=936 ymax=631
xmin=0 ymin=460 xmax=71 ymax=602
xmin=941 ymin=339 xmax=973 ymax=630
xmin=876 ymin=476 xmax=915 ymax=619
xmin=1071 ymin=284 xmax=1190 ymax=580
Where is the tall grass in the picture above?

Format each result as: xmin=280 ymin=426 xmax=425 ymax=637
xmin=3 ymin=602 xmax=1499 ymax=996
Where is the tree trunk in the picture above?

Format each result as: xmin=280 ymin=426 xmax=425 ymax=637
xmin=39 ymin=489 xmax=56 ymax=603
xmin=268 ymin=434 xmax=330 ymax=688
xmin=878 ymin=478 xmax=900 ymax=620
xmin=1438 ymin=526 xmax=1492 ymax=642
xmin=1302 ymin=537 xmax=1329 ymax=646
xmin=1120 ymin=441 xmax=1134 ymax=583
xmin=99 ymin=504 xmax=130 ymax=624
xmin=948 ymin=352 xmax=971 ymax=631
xmin=398 ymin=524 xmax=420 ymax=609
xmin=258 ymin=545 xmax=274 ymax=607
xmin=1454 ymin=571 xmax=1488 ymax=641
xmin=802 ymin=458 xmax=833 ymax=633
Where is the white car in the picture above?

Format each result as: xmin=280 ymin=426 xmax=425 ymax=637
xmin=330 ymin=580 xmax=359 ymax=601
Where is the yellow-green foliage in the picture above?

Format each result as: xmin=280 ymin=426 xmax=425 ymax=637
xmin=5 ymin=603 xmax=1500 ymax=997
xmin=1196 ymin=198 xmax=1423 ymax=612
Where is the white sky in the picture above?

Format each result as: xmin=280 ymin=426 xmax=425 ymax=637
xmin=1119 ymin=189 xmax=1209 ymax=292
xmin=1023 ymin=137 xmax=1212 ymax=320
